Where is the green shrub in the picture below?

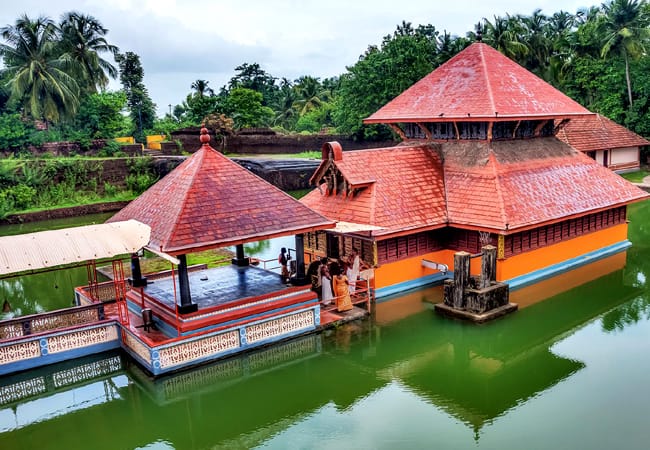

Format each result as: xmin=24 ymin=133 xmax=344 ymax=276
xmin=6 ymin=184 xmax=37 ymax=209
xmin=0 ymin=113 xmax=30 ymax=150
xmin=97 ymin=140 xmax=121 ymax=157
xmin=104 ymin=182 xmax=118 ymax=197
xmin=126 ymin=173 xmax=157 ymax=194
xmin=21 ymin=163 xmax=47 ymax=188
xmin=0 ymin=190 xmax=15 ymax=218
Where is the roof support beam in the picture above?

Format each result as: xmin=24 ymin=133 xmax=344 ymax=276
xmin=534 ymin=120 xmax=549 ymax=137
xmin=388 ymin=124 xmax=407 ymax=141
xmin=416 ymin=122 xmax=432 ymax=140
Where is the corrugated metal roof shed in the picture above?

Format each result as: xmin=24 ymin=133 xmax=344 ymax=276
xmin=0 ymin=220 xmax=150 ymax=277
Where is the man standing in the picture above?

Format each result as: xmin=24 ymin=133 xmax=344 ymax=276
xmin=278 ymin=247 xmax=290 ymax=283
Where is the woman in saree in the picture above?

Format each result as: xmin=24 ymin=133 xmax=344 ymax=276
xmin=332 ymin=261 xmax=353 ymax=312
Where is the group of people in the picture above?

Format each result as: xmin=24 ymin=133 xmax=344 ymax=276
xmin=307 ymin=248 xmax=368 ymax=313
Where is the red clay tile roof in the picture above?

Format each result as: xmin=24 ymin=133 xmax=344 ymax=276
xmin=556 ymin=114 xmax=650 ymax=152
xmin=444 ymin=139 xmax=648 ymax=231
xmin=301 ymin=139 xmax=648 ymax=236
xmin=301 ymin=145 xmax=447 ymax=236
xmin=108 ymin=138 xmax=334 ymax=255
xmin=364 ymin=43 xmax=592 ymax=124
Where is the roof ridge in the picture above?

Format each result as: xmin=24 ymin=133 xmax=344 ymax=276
xmin=488 ymin=150 xmax=508 ymax=230
xmin=480 ymin=44 xmax=497 ymax=116
xmin=165 ymin=147 xmax=208 ymax=250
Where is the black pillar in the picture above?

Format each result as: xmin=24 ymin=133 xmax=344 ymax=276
xmin=232 ymin=243 xmax=250 ymax=266
xmin=177 ymin=254 xmax=198 ymax=314
xmin=130 ymin=253 xmax=147 ymax=287
xmin=290 ymin=234 xmax=309 ymax=285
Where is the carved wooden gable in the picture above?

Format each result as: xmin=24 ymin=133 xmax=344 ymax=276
xmin=310 ymin=142 xmax=375 ymax=198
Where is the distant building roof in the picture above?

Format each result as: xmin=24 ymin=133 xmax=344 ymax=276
xmin=556 ymin=114 xmax=650 ymax=152
xmin=364 ymin=43 xmax=592 ymax=124
xmin=109 ymin=128 xmax=334 ymax=255
xmin=301 ymin=140 xmax=648 ymax=236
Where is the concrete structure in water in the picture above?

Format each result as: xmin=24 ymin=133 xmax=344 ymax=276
xmin=300 ymin=42 xmax=649 ymax=303
xmin=437 ymin=245 xmax=516 ymax=322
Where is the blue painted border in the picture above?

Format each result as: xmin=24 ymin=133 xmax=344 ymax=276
xmin=0 ymin=325 xmax=120 ymax=376
xmin=375 ymin=271 xmax=452 ymax=301
xmin=506 ymin=240 xmax=631 ymax=291
xmin=123 ymin=306 xmax=319 ymax=376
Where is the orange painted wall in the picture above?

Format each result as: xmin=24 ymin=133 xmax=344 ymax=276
xmin=496 ymin=223 xmax=628 ymax=281
xmin=374 ymin=249 xmax=453 ymax=289
xmin=373 ymin=223 xmax=628 ymax=289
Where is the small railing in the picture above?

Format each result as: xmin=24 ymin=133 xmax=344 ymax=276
xmin=322 ymin=277 xmax=373 ymax=313
xmin=76 ymin=280 xmax=118 ymax=305
xmin=0 ymin=303 xmax=106 ymax=340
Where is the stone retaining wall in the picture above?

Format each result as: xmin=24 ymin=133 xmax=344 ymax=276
xmin=171 ymin=128 xmax=396 ymax=155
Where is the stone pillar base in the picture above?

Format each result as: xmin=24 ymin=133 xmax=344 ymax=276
xmin=434 ymin=302 xmax=518 ymax=323
xmin=231 ymin=257 xmax=250 ymax=267
xmin=289 ymin=276 xmax=310 ymax=286
xmin=129 ymin=277 xmax=148 ymax=287
xmin=177 ymin=303 xmax=198 ymax=314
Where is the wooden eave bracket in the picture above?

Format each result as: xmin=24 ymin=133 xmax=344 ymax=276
xmin=388 ymin=124 xmax=407 ymax=141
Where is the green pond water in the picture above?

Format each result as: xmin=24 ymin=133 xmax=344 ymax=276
xmin=1 ymin=203 xmax=650 ymax=449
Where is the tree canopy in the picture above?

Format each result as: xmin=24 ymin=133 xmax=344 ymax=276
xmin=3 ymin=1 xmax=650 ymax=149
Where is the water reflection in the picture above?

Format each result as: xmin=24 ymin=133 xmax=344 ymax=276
xmin=0 ymin=260 xmax=644 ymax=448
xmin=2 ymin=204 xmax=650 ymax=447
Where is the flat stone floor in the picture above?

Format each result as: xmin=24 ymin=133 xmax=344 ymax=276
xmin=141 ymin=265 xmax=292 ymax=309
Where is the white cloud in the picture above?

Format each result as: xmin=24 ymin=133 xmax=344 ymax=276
xmin=0 ymin=0 xmax=597 ymax=115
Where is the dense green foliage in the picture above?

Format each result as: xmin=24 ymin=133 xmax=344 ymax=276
xmin=115 ymin=52 xmax=156 ymax=142
xmin=0 ymin=157 xmax=158 ymax=218
xmin=2 ymin=1 xmax=650 ymax=155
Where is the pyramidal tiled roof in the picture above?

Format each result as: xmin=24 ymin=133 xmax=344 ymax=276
xmin=301 ymin=140 xmax=648 ymax=236
xmin=556 ymin=114 xmax=650 ymax=152
xmin=364 ymin=42 xmax=592 ymax=123
xmin=108 ymin=129 xmax=334 ymax=255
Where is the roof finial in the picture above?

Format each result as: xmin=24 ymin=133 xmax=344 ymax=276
xmin=475 ymin=22 xmax=483 ymax=42
xmin=200 ymin=123 xmax=210 ymax=145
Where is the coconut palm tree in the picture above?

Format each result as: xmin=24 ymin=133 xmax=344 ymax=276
xmin=0 ymin=14 xmax=80 ymax=124
xmin=292 ymin=76 xmax=330 ymax=116
xmin=190 ymin=79 xmax=214 ymax=98
xmin=58 ymin=12 xmax=119 ymax=93
xmin=599 ymin=0 xmax=650 ymax=108
xmin=482 ymin=15 xmax=529 ymax=62
xmin=272 ymin=78 xmax=298 ymax=128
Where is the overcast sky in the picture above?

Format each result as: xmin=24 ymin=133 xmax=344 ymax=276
xmin=0 ymin=0 xmax=597 ymax=116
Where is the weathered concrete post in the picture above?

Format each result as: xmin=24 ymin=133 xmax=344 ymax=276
xmin=480 ymin=245 xmax=497 ymax=288
xmin=453 ymin=251 xmax=471 ymax=309
xmin=437 ymin=247 xmax=515 ymax=323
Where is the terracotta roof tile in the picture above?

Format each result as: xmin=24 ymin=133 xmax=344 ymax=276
xmin=364 ymin=43 xmax=591 ymax=123
xmin=109 ymin=141 xmax=334 ymax=254
xmin=302 ymin=139 xmax=648 ymax=235
xmin=301 ymin=145 xmax=447 ymax=237
xmin=556 ymin=114 xmax=650 ymax=152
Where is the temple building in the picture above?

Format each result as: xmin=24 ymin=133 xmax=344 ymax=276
xmin=300 ymin=42 xmax=649 ymax=297
xmin=556 ymin=113 xmax=649 ymax=171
